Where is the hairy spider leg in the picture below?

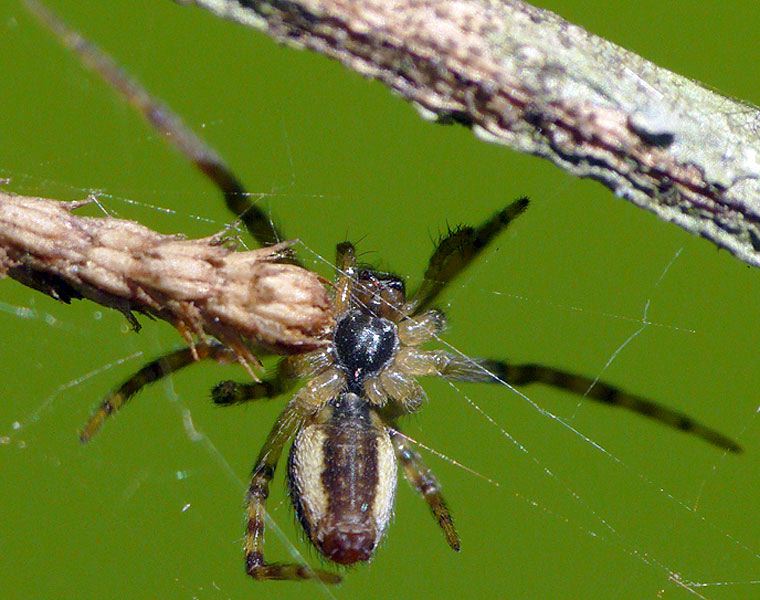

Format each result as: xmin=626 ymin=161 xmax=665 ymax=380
xmin=393 ymin=198 xmax=742 ymax=453
xmin=25 ymin=0 xmax=288 ymax=251
xmin=406 ymin=197 xmax=529 ymax=315
xmin=83 ymin=336 xmax=344 ymax=581
xmin=334 ymin=241 xmax=358 ymax=315
xmin=387 ymin=426 xmax=460 ymax=551
xmin=243 ymin=372 xmax=345 ymax=583
xmin=480 ymin=359 xmax=743 ymax=453
xmin=211 ymin=378 xmax=290 ymax=406
xmin=212 ymin=346 xmax=335 ymax=405
xmin=79 ymin=342 xmax=238 ymax=443
xmin=244 ymin=405 xmax=315 ymax=581
xmin=212 ymin=363 xmax=297 ymax=406
xmin=397 ymin=309 xmax=447 ymax=346
xmin=80 ymin=340 xmax=309 ymax=442
xmin=420 ymin=352 xmax=742 ymax=453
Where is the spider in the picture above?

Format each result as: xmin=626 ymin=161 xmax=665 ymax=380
xmin=26 ymin=0 xmax=741 ymax=585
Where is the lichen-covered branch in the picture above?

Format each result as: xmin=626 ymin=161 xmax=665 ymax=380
xmin=0 ymin=192 xmax=331 ymax=372
xmin=181 ymin=0 xmax=760 ymax=268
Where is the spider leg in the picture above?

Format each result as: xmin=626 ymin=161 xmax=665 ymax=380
xmin=80 ymin=342 xmax=237 ymax=443
xmin=398 ymin=309 xmax=447 ymax=346
xmin=333 ymin=242 xmax=357 ymax=314
xmin=387 ymin=426 xmax=460 ymax=551
xmin=406 ymin=197 xmax=529 ymax=314
xmin=211 ymin=359 xmax=298 ymax=406
xmin=25 ymin=0 xmax=287 ymax=250
xmin=434 ymin=353 xmax=743 ymax=453
xmin=244 ymin=392 xmax=342 ymax=583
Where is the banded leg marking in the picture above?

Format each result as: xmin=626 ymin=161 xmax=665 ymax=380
xmin=443 ymin=355 xmax=742 ymax=453
xmin=212 ymin=360 xmax=296 ymax=406
xmin=80 ymin=342 xmax=235 ymax=442
xmin=388 ymin=427 xmax=460 ymax=551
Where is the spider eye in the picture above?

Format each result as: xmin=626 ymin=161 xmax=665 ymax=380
xmin=334 ymin=310 xmax=398 ymax=392
xmin=357 ymin=269 xmax=405 ymax=293
xmin=354 ymin=269 xmax=406 ymax=319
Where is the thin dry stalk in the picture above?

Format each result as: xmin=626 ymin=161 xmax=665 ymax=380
xmin=183 ymin=0 xmax=760 ymax=268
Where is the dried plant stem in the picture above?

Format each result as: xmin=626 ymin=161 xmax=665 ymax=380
xmin=0 ymin=192 xmax=331 ymax=372
xmin=182 ymin=0 xmax=760 ymax=268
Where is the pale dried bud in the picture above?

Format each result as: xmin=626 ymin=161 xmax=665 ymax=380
xmin=0 ymin=191 xmax=332 ymax=368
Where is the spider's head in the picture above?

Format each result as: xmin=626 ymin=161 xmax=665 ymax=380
xmin=353 ymin=268 xmax=406 ymax=321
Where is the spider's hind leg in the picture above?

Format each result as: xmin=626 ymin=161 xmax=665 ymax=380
xmin=388 ymin=426 xmax=460 ymax=551
xmin=243 ymin=374 xmax=345 ymax=584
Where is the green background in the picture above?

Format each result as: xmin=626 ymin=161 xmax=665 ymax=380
xmin=1 ymin=1 xmax=758 ymax=598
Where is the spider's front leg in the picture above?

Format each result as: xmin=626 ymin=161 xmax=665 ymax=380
xmin=406 ymin=197 xmax=529 ymax=314
xmin=409 ymin=350 xmax=742 ymax=453
xmin=24 ymin=0 xmax=288 ymax=253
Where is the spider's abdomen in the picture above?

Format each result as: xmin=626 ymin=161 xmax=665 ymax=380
xmin=288 ymin=392 xmax=397 ymax=565
xmin=333 ymin=310 xmax=398 ymax=394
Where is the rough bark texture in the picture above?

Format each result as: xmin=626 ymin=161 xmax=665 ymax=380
xmin=181 ymin=0 xmax=760 ymax=267
xmin=0 ymin=192 xmax=332 ymax=370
